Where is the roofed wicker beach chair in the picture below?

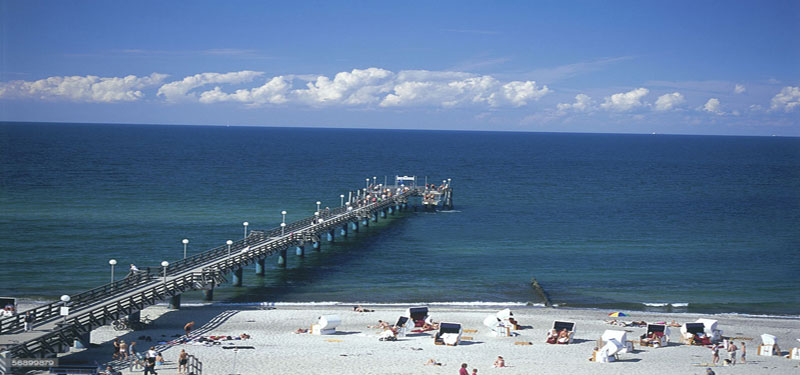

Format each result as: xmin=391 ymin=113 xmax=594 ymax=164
xmin=546 ymin=321 xmax=576 ymax=344
xmin=640 ymin=323 xmax=670 ymax=347
xmin=433 ymin=322 xmax=462 ymax=346
xmin=311 ymin=315 xmax=341 ymax=335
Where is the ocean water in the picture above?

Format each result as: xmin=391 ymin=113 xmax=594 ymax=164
xmin=1 ymin=122 xmax=798 ymax=315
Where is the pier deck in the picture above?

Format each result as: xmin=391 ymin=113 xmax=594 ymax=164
xmin=0 ymin=178 xmax=453 ymax=361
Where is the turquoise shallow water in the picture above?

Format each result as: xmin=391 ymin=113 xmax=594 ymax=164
xmin=1 ymin=122 xmax=799 ymax=315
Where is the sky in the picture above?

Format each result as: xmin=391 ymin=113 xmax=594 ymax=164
xmin=1 ymin=0 xmax=798 ymax=136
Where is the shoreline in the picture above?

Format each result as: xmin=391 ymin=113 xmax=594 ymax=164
xmin=43 ymin=303 xmax=800 ymax=375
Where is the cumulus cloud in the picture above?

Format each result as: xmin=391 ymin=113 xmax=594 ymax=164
xmin=734 ymin=84 xmax=746 ymax=94
xmin=769 ymin=86 xmax=800 ymax=112
xmin=294 ymin=68 xmax=394 ymax=105
xmin=600 ymin=88 xmax=649 ymax=111
xmin=168 ymin=67 xmax=549 ymax=108
xmin=157 ymin=71 xmax=264 ymax=102
xmin=654 ymin=92 xmax=685 ymax=111
xmin=199 ymin=76 xmax=291 ymax=105
xmin=557 ymin=93 xmax=592 ymax=112
xmin=702 ymin=98 xmax=724 ymax=115
xmin=0 ymin=73 xmax=167 ymax=102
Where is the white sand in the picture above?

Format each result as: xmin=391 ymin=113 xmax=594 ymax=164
xmin=55 ymin=304 xmax=800 ymax=375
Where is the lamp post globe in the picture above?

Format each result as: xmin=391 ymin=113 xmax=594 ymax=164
xmin=281 ymin=210 xmax=287 ymax=224
xmin=316 ymin=201 xmax=321 ymax=213
xmin=242 ymin=222 xmax=249 ymax=240
xmin=227 ymin=240 xmax=233 ymax=257
xmin=280 ymin=222 xmax=286 ymax=235
xmin=61 ymin=295 xmax=70 ymax=303
xmin=366 ymin=178 xmax=370 ymax=188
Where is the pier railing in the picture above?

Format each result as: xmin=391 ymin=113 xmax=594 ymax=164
xmin=0 ymin=183 xmax=451 ymax=358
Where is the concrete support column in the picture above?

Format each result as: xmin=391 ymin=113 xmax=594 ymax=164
xmin=255 ymin=258 xmax=266 ymax=276
xmin=278 ymin=248 xmax=287 ymax=268
xmin=296 ymin=245 xmax=305 ymax=258
xmin=73 ymin=332 xmax=91 ymax=349
xmin=372 ymin=212 xmax=379 ymax=222
xmin=340 ymin=224 xmax=348 ymax=237
xmin=388 ymin=206 xmax=394 ymax=215
xmin=202 ymin=288 xmax=214 ymax=301
xmin=351 ymin=220 xmax=359 ymax=232
xmin=128 ymin=311 xmax=141 ymax=323
xmin=327 ymin=229 xmax=335 ymax=243
xmin=169 ymin=295 xmax=181 ymax=310
xmin=362 ymin=217 xmax=369 ymax=227
xmin=380 ymin=208 xmax=387 ymax=218
xmin=312 ymin=240 xmax=321 ymax=251
xmin=402 ymin=202 xmax=408 ymax=211
xmin=232 ymin=267 xmax=243 ymax=287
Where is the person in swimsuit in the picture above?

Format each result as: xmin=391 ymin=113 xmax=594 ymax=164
xmin=178 ymin=349 xmax=189 ymax=374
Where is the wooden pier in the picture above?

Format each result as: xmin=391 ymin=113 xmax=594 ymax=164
xmin=0 ymin=177 xmax=452 ymax=362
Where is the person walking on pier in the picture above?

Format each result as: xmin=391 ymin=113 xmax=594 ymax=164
xmin=23 ymin=311 xmax=34 ymax=331
xmin=178 ymin=349 xmax=189 ymax=374
xmin=127 ymin=264 xmax=140 ymax=278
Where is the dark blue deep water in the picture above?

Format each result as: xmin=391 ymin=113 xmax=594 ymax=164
xmin=1 ymin=122 xmax=799 ymax=315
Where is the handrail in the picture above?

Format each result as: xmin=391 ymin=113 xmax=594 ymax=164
xmin=1 ymin=185 xmax=446 ymax=359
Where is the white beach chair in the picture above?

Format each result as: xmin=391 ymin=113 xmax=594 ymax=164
xmin=483 ymin=314 xmax=511 ymax=337
xmin=601 ymin=330 xmax=633 ymax=354
xmin=406 ymin=306 xmax=429 ymax=328
xmin=496 ymin=308 xmax=517 ymax=329
xmin=695 ymin=318 xmax=722 ymax=342
xmin=595 ymin=339 xmax=624 ymax=363
xmin=393 ymin=316 xmax=410 ymax=337
xmin=680 ymin=322 xmax=709 ymax=345
xmin=311 ymin=315 xmax=341 ymax=335
xmin=546 ymin=321 xmax=576 ymax=344
xmin=434 ymin=322 xmax=462 ymax=346
xmin=790 ymin=339 xmax=800 ymax=360
xmin=640 ymin=324 xmax=670 ymax=347
xmin=758 ymin=334 xmax=780 ymax=356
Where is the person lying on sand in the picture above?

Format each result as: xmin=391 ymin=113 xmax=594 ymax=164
xmin=424 ymin=358 xmax=442 ymax=366
xmin=353 ymin=305 xmax=374 ymax=312
xmin=293 ymin=328 xmax=308 ymax=334
xmin=367 ymin=320 xmax=391 ymax=329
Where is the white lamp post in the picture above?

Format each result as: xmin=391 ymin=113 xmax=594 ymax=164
xmin=316 ymin=201 xmax=321 ymax=214
xmin=281 ymin=210 xmax=287 ymax=224
xmin=60 ymin=295 xmax=70 ymax=324
xmin=161 ymin=261 xmax=169 ymax=285
xmin=280 ymin=222 xmax=286 ymax=235
xmin=109 ymin=259 xmax=117 ymax=283
xmin=182 ymin=238 xmax=189 ymax=259
xmin=242 ymin=222 xmax=249 ymax=240
xmin=373 ymin=176 xmax=377 ymax=186
xmin=227 ymin=240 xmax=233 ymax=258
xmin=447 ymin=178 xmax=451 ymax=186
xmin=340 ymin=194 xmax=345 ymax=206
xmin=366 ymin=178 xmax=370 ymax=189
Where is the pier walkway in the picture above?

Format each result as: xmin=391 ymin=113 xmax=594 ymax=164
xmin=0 ymin=177 xmax=453 ymax=362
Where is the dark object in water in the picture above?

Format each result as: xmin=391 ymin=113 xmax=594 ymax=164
xmin=531 ymin=278 xmax=553 ymax=307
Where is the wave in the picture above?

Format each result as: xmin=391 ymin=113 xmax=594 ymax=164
xmin=642 ymin=302 xmax=689 ymax=308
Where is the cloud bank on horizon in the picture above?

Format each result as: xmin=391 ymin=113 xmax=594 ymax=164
xmin=2 ymin=68 xmax=798 ymax=116
xmin=2 ymin=68 xmax=551 ymax=109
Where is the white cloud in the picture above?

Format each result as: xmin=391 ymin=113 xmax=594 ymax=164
xmin=702 ymin=98 xmax=724 ymax=115
xmin=557 ymin=93 xmax=592 ymax=112
xmin=734 ymin=84 xmax=746 ymax=94
xmin=600 ymin=88 xmax=649 ymax=111
xmin=294 ymin=68 xmax=394 ymax=105
xmin=199 ymin=76 xmax=290 ymax=105
xmin=154 ymin=67 xmax=549 ymax=109
xmin=0 ymin=73 xmax=167 ymax=102
xmin=157 ymin=71 xmax=264 ymax=102
xmin=769 ymin=86 xmax=800 ymax=112
xmin=654 ymin=92 xmax=685 ymax=111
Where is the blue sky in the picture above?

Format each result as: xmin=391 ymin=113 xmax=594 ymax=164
xmin=1 ymin=0 xmax=798 ymax=135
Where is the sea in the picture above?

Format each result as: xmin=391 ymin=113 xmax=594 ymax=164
xmin=1 ymin=122 xmax=798 ymax=316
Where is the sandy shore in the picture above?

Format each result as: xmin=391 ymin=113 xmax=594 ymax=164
xmin=51 ymin=304 xmax=799 ymax=375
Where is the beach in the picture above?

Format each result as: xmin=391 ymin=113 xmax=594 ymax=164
xmin=51 ymin=304 xmax=800 ymax=375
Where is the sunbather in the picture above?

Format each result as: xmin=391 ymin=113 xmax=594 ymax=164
xmin=368 ymin=320 xmax=391 ymax=329
xmin=557 ymin=328 xmax=570 ymax=344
